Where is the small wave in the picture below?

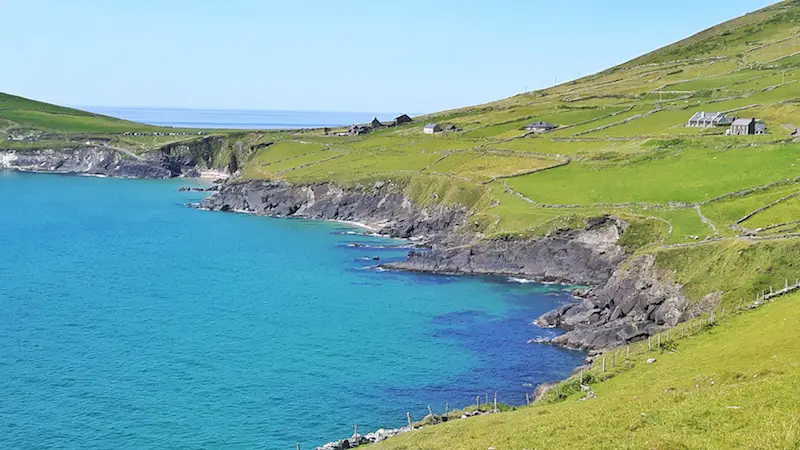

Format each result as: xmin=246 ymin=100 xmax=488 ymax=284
xmin=508 ymin=277 xmax=537 ymax=284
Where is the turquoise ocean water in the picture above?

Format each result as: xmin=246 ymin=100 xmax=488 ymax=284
xmin=0 ymin=172 xmax=584 ymax=448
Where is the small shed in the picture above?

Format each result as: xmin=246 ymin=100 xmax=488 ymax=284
xmin=524 ymin=121 xmax=558 ymax=133
xmin=443 ymin=124 xmax=461 ymax=132
xmin=395 ymin=114 xmax=413 ymax=125
xmin=730 ymin=118 xmax=756 ymax=136
xmin=755 ymin=122 xmax=767 ymax=135
xmin=423 ymin=123 xmax=442 ymax=134
xmin=371 ymin=117 xmax=383 ymax=129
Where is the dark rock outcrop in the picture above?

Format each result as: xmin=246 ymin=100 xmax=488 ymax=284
xmin=157 ymin=136 xmax=224 ymax=177
xmin=202 ymin=180 xmax=468 ymax=240
xmin=0 ymin=136 xmax=229 ymax=178
xmin=386 ymin=216 xmax=627 ymax=285
xmin=0 ymin=148 xmax=173 ymax=178
xmin=536 ymin=254 xmax=689 ymax=349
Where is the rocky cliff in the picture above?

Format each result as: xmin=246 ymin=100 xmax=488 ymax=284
xmin=202 ymin=179 xmax=468 ymax=240
xmin=203 ymin=180 xmax=692 ymax=350
xmin=537 ymin=254 xmax=689 ymax=349
xmin=387 ymin=216 xmax=627 ymax=286
xmin=0 ymin=147 xmax=173 ymax=178
xmin=0 ymin=136 xmax=227 ymax=178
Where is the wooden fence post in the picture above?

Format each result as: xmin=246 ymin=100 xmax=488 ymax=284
xmin=648 ymin=336 xmax=652 ymax=351
xmin=526 ymin=392 xmax=530 ymax=406
xmin=494 ymin=393 xmax=498 ymax=412
xmin=626 ymin=345 xmax=630 ymax=360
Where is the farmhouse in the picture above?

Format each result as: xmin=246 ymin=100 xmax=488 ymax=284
xmin=423 ymin=123 xmax=442 ymax=134
xmin=371 ymin=117 xmax=383 ymax=128
xmin=395 ymin=114 xmax=413 ymax=125
xmin=687 ymin=111 xmax=733 ymax=127
xmin=524 ymin=121 xmax=558 ymax=133
xmin=730 ymin=118 xmax=756 ymax=135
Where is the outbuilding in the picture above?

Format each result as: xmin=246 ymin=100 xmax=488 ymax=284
xmin=423 ymin=123 xmax=442 ymax=134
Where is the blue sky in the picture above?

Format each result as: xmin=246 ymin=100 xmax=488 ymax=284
xmin=1 ymin=0 xmax=776 ymax=113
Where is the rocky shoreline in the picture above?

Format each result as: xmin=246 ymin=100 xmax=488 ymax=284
xmin=202 ymin=179 xmax=691 ymax=351
xmin=0 ymin=136 xmax=228 ymax=178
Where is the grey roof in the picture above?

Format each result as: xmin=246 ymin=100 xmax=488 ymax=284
xmin=756 ymin=122 xmax=767 ymax=130
xmin=689 ymin=111 xmax=732 ymax=123
xmin=526 ymin=121 xmax=558 ymax=128
xmin=424 ymin=123 xmax=439 ymax=129
xmin=732 ymin=118 xmax=755 ymax=126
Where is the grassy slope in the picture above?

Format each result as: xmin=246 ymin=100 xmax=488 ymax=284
xmin=0 ymin=92 xmax=163 ymax=133
xmin=0 ymin=92 xmax=233 ymax=154
xmin=372 ymin=293 xmax=800 ymax=450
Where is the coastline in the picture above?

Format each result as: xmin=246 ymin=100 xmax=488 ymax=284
xmin=4 ymin=169 xmax=686 ymax=449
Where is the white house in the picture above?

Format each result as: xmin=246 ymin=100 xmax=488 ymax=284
xmin=423 ymin=123 xmax=442 ymax=134
xmin=524 ymin=121 xmax=558 ymax=133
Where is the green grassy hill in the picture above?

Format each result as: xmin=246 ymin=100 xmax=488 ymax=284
xmin=0 ymin=92 xmax=163 ymax=134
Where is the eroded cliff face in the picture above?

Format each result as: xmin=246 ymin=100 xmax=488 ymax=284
xmin=202 ymin=180 xmax=468 ymax=240
xmin=0 ymin=136 xmax=228 ymax=178
xmin=387 ymin=216 xmax=627 ymax=286
xmin=537 ymin=254 xmax=689 ymax=349
xmin=0 ymin=147 xmax=173 ymax=178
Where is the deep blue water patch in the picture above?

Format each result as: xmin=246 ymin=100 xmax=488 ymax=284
xmin=0 ymin=172 xmax=584 ymax=449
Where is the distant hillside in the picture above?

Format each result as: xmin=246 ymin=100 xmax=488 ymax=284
xmin=0 ymin=92 xmax=154 ymax=133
